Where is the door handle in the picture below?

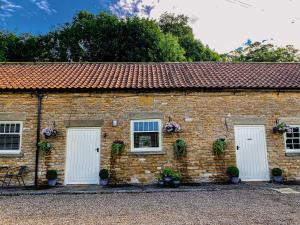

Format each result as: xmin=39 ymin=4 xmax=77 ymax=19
xmin=236 ymin=146 xmax=240 ymax=150
xmin=96 ymin=148 xmax=99 ymax=152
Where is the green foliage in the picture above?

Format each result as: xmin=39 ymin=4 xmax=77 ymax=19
xmin=158 ymin=33 xmax=186 ymax=62
xmin=38 ymin=141 xmax=52 ymax=157
xmin=162 ymin=168 xmax=174 ymax=177
xmin=46 ymin=170 xmax=58 ymax=180
xmin=172 ymin=172 xmax=182 ymax=181
xmin=272 ymin=168 xmax=283 ymax=176
xmin=173 ymin=138 xmax=187 ymax=157
xmin=223 ymin=41 xmax=300 ymax=62
xmin=158 ymin=13 xmax=220 ymax=61
xmin=160 ymin=167 xmax=182 ymax=180
xmin=226 ymin=166 xmax=239 ymax=177
xmin=111 ymin=140 xmax=125 ymax=155
xmin=213 ymin=139 xmax=226 ymax=156
xmin=99 ymin=169 xmax=109 ymax=179
xmin=0 ymin=11 xmax=220 ymax=62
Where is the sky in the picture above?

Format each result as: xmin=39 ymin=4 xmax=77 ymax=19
xmin=0 ymin=0 xmax=300 ymax=53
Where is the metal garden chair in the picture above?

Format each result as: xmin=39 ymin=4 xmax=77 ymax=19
xmin=0 ymin=166 xmax=10 ymax=188
xmin=5 ymin=166 xmax=27 ymax=187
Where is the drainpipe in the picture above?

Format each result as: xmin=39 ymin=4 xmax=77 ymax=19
xmin=34 ymin=93 xmax=43 ymax=188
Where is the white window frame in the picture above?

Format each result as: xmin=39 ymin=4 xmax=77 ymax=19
xmin=0 ymin=121 xmax=23 ymax=154
xmin=130 ymin=119 xmax=162 ymax=152
xmin=284 ymin=125 xmax=300 ymax=154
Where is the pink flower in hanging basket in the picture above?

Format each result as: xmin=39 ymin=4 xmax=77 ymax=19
xmin=165 ymin=121 xmax=181 ymax=133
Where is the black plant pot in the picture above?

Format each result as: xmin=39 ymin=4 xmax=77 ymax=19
xmin=272 ymin=176 xmax=284 ymax=184
xmin=100 ymin=179 xmax=108 ymax=186
xmin=172 ymin=180 xmax=180 ymax=188
xmin=158 ymin=180 xmax=164 ymax=187
xmin=230 ymin=176 xmax=240 ymax=184
xmin=163 ymin=176 xmax=173 ymax=186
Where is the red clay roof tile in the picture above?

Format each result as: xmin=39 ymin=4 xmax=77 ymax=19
xmin=0 ymin=62 xmax=300 ymax=90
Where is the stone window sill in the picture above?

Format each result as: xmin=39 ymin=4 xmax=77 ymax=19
xmin=0 ymin=153 xmax=24 ymax=158
xmin=128 ymin=150 xmax=165 ymax=155
xmin=285 ymin=152 xmax=300 ymax=157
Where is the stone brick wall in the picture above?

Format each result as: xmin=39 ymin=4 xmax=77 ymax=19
xmin=0 ymin=90 xmax=299 ymax=185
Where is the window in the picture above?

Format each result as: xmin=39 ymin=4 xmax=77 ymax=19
xmin=285 ymin=125 xmax=300 ymax=153
xmin=0 ymin=122 xmax=22 ymax=154
xmin=130 ymin=119 xmax=162 ymax=152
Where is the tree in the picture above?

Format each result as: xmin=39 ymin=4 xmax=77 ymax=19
xmin=223 ymin=41 xmax=300 ymax=62
xmin=158 ymin=13 xmax=220 ymax=62
xmin=158 ymin=33 xmax=186 ymax=62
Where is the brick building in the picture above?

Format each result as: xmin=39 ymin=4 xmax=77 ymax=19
xmin=0 ymin=62 xmax=299 ymax=185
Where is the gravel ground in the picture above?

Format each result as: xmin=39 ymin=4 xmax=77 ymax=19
xmin=0 ymin=189 xmax=299 ymax=225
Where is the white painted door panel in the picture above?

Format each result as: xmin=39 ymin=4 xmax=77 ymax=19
xmin=65 ymin=128 xmax=100 ymax=185
xmin=234 ymin=126 xmax=269 ymax=181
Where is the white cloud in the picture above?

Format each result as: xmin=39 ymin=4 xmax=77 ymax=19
xmin=110 ymin=0 xmax=157 ymax=18
xmin=111 ymin=0 xmax=300 ymax=53
xmin=0 ymin=0 xmax=21 ymax=20
xmin=30 ymin=0 xmax=56 ymax=14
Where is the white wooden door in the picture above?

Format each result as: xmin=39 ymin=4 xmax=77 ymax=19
xmin=234 ymin=125 xmax=269 ymax=181
xmin=65 ymin=128 xmax=100 ymax=185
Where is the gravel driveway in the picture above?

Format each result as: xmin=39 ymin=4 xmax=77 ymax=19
xmin=0 ymin=188 xmax=299 ymax=225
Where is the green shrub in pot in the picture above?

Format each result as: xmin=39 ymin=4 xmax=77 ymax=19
xmin=46 ymin=170 xmax=58 ymax=187
xmin=213 ymin=138 xmax=226 ymax=156
xmin=173 ymin=139 xmax=187 ymax=157
xmin=226 ymin=166 xmax=240 ymax=184
xmin=99 ymin=169 xmax=109 ymax=186
xmin=111 ymin=140 xmax=125 ymax=155
xmin=271 ymin=168 xmax=284 ymax=184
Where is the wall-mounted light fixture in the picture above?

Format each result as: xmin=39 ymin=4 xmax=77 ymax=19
xmin=112 ymin=120 xmax=118 ymax=127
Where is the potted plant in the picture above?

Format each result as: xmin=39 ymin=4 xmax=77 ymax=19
xmin=99 ymin=169 xmax=109 ymax=186
xmin=158 ymin=168 xmax=182 ymax=187
xmin=164 ymin=121 xmax=181 ymax=133
xmin=162 ymin=168 xmax=173 ymax=184
xmin=273 ymin=122 xmax=292 ymax=134
xmin=272 ymin=168 xmax=284 ymax=184
xmin=41 ymin=127 xmax=57 ymax=139
xmin=226 ymin=166 xmax=240 ymax=184
xmin=46 ymin=170 xmax=58 ymax=186
xmin=174 ymin=139 xmax=187 ymax=157
xmin=156 ymin=174 xmax=164 ymax=187
xmin=38 ymin=141 xmax=52 ymax=157
xmin=213 ymin=138 xmax=226 ymax=156
xmin=111 ymin=140 xmax=125 ymax=155
xmin=171 ymin=172 xmax=182 ymax=188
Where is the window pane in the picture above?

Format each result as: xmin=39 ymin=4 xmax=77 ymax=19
xmin=286 ymin=144 xmax=293 ymax=149
xmin=10 ymin=124 xmax=15 ymax=133
xmin=134 ymin=132 xmax=159 ymax=148
xmin=134 ymin=122 xmax=139 ymax=132
xmin=0 ymin=134 xmax=20 ymax=150
xmin=153 ymin=122 xmax=158 ymax=131
xmin=138 ymin=122 xmax=143 ymax=131
xmin=15 ymin=124 xmax=20 ymax=133
xmin=143 ymin=122 xmax=149 ymax=131
xmin=5 ymin=124 xmax=9 ymax=133
xmin=294 ymin=144 xmax=300 ymax=149
xmin=0 ymin=124 xmax=4 ymax=133
xmin=149 ymin=122 xmax=154 ymax=131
